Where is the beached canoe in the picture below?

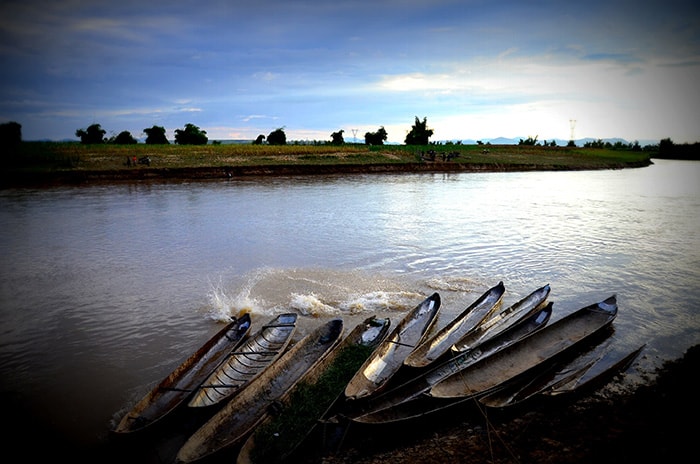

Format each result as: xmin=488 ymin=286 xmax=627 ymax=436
xmin=344 ymin=293 xmax=440 ymax=400
xmin=403 ymin=282 xmax=505 ymax=368
xmin=113 ymin=313 xmax=252 ymax=434
xmin=187 ymin=313 xmax=297 ymax=408
xmin=429 ymin=295 xmax=618 ymax=399
xmin=450 ymin=283 xmax=551 ymax=354
xmin=346 ymin=303 xmax=552 ymax=424
xmin=175 ymin=318 xmax=344 ymax=464
xmin=236 ymin=316 xmax=391 ymax=464
xmin=542 ymin=343 xmax=646 ymax=396
xmin=478 ymin=333 xmax=617 ymax=408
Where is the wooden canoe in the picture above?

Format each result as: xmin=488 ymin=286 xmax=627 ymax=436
xmin=478 ymin=334 xmax=616 ymax=408
xmin=542 ymin=343 xmax=645 ymax=396
xmin=236 ymin=316 xmax=391 ymax=464
xmin=404 ymin=282 xmax=505 ymax=368
xmin=175 ymin=318 xmax=344 ymax=464
xmin=346 ymin=303 xmax=552 ymax=424
xmin=429 ymin=295 xmax=618 ymax=399
xmin=187 ymin=313 xmax=297 ymax=408
xmin=113 ymin=313 xmax=252 ymax=434
xmin=344 ymin=293 xmax=440 ymax=400
xmin=450 ymin=283 xmax=550 ymax=354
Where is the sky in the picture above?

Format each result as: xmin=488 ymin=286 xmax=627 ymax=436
xmin=1 ymin=0 xmax=699 ymax=144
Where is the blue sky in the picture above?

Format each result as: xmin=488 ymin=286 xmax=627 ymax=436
xmin=1 ymin=0 xmax=699 ymax=144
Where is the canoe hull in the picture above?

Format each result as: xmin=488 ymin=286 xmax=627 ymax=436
xmin=187 ymin=313 xmax=298 ymax=408
xmin=175 ymin=318 xmax=344 ymax=464
xmin=430 ymin=295 xmax=618 ymax=399
xmin=344 ymin=293 xmax=440 ymax=400
xmin=404 ymin=282 xmax=505 ymax=368
xmin=113 ymin=313 xmax=252 ymax=434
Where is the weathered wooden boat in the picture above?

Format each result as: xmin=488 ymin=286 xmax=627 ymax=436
xmin=478 ymin=334 xmax=616 ymax=408
xmin=450 ymin=283 xmax=551 ymax=354
xmin=403 ymin=282 xmax=505 ymax=368
xmin=345 ymin=303 xmax=552 ymax=424
xmin=344 ymin=293 xmax=440 ymax=400
xmin=175 ymin=318 xmax=344 ymax=464
xmin=187 ymin=313 xmax=297 ymax=408
xmin=542 ymin=343 xmax=645 ymax=396
xmin=236 ymin=316 xmax=391 ymax=464
xmin=113 ymin=313 xmax=252 ymax=434
xmin=429 ymin=295 xmax=618 ymax=399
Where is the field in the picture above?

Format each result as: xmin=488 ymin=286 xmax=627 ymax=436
xmin=2 ymin=142 xmax=653 ymax=187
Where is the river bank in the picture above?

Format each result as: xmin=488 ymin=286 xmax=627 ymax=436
xmin=1 ymin=142 xmax=653 ymax=188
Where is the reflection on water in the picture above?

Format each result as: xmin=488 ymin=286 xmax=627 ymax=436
xmin=0 ymin=159 xmax=698 ymax=460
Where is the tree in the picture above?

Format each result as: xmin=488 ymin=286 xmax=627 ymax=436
xmin=404 ymin=116 xmax=433 ymax=145
xmin=144 ymin=125 xmax=169 ymax=144
xmin=174 ymin=123 xmax=208 ymax=145
xmin=253 ymin=134 xmax=266 ymax=145
xmin=108 ymin=131 xmax=138 ymax=144
xmin=267 ymin=127 xmax=287 ymax=145
xmin=0 ymin=121 xmax=22 ymax=148
xmin=76 ymin=123 xmax=106 ymax=144
xmin=330 ymin=130 xmax=344 ymax=145
xmin=364 ymin=126 xmax=388 ymax=145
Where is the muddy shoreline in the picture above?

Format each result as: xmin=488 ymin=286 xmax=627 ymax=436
xmin=1 ymin=160 xmax=652 ymax=189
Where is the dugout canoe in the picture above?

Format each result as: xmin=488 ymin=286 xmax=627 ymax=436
xmin=344 ymin=293 xmax=440 ymax=400
xmin=450 ymin=283 xmax=551 ymax=354
xmin=175 ymin=318 xmax=344 ymax=464
xmin=113 ymin=313 xmax=252 ymax=434
xmin=429 ymin=295 xmax=618 ymax=399
xmin=236 ymin=316 xmax=391 ymax=464
xmin=187 ymin=313 xmax=297 ymax=408
xmin=542 ymin=343 xmax=645 ymax=396
xmin=403 ymin=282 xmax=505 ymax=368
xmin=478 ymin=333 xmax=616 ymax=408
xmin=346 ymin=303 xmax=552 ymax=424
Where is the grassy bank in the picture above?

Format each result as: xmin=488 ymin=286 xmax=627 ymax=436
xmin=2 ymin=142 xmax=653 ymax=187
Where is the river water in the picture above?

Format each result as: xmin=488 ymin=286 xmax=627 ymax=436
xmin=1 ymin=159 xmax=698 ymax=462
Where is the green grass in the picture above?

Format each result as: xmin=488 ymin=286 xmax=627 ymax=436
xmin=249 ymin=343 xmax=375 ymax=463
xmin=4 ymin=141 xmax=652 ymax=175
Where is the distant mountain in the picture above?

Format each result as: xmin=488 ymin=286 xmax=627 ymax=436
xmin=439 ymin=136 xmax=659 ymax=147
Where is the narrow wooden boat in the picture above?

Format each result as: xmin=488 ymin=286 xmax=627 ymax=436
xmin=404 ymin=282 xmax=505 ymax=368
xmin=113 ymin=313 xmax=252 ymax=434
xmin=236 ymin=316 xmax=391 ymax=464
xmin=478 ymin=334 xmax=616 ymax=408
xmin=345 ymin=303 xmax=552 ymax=424
xmin=450 ymin=283 xmax=550 ymax=354
xmin=175 ymin=318 xmax=344 ymax=464
xmin=344 ymin=293 xmax=440 ymax=400
xmin=429 ymin=295 xmax=618 ymax=399
xmin=542 ymin=343 xmax=645 ymax=396
xmin=187 ymin=313 xmax=297 ymax=408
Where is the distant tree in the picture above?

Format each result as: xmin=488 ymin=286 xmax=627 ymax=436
xmin=267 ymin=127 xmax=287 ymax=145
xmin=174 ymin=123 xmax=208 ymax=145
xmin=253 ymin=134 xmax=266 ymax=145
xmin=404 ymin=116 xmax=433 ymax=145
xmin=76 ymin=123 xmax=106 ymax=144
xmin=518 ymin=136 xmax=538 ymax=146
xmin=108 ymin=131 xmax=138 ymax=144
xmin=330 ymin=129 xmax=344 ymax=145
xmin=364 ymin=126 xmax=388 ymax=145
xmin=143 ymin=125 xmax=169 ymax=144
xmin=567 ymin=140 xmax=576 ymax=147
xmin=0 ymin=121 xmax=22 ymax=148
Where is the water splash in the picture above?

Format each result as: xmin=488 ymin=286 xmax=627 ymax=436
xmin=206 ymin=272 xmax=267 ymax=321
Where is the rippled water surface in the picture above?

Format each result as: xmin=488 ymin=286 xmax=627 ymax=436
xmin=1 ymin=159 xmax=698 ymax=460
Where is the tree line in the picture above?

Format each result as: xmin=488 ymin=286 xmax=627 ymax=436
xmin=0 ymin=116 xmax=436 ymax=147
xmin=2 ymin=118 xmax=694 ymax=155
